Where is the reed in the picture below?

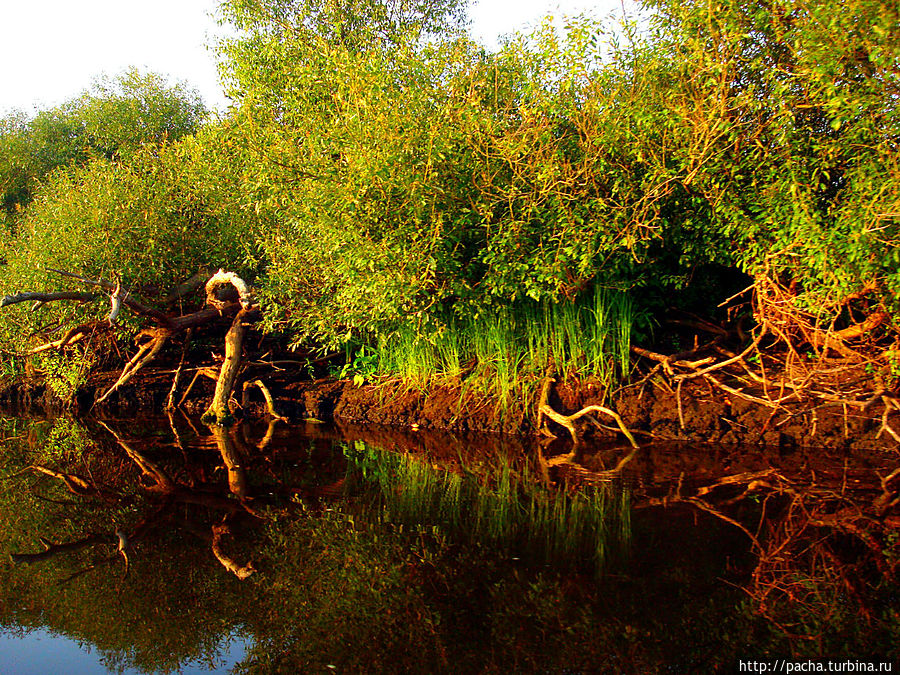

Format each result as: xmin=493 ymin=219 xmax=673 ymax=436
xmin=368 ymin=285 xmax=634 ymax=412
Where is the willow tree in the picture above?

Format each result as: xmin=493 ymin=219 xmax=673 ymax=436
xmin=639 ymin=0 xmax=900 ymax=341
xmin=0 ymin=69 xmax=207 ymax=231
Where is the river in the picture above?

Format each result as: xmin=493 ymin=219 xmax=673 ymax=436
xmin=0 ymin=413 xmax=897 ymax=673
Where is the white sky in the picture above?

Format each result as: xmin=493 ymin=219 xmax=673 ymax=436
xmin=1 ymin=0 xmax=639 ymax=115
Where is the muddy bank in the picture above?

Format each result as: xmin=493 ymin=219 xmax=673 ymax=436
xmin=1 ymin=363 xmax=897 ymax=453
xmin=331 ymin=375 xmax=898 ymax=452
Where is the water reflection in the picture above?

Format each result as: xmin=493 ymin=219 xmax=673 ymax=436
xmin=0 ymin=414 xmax=897 ymax=673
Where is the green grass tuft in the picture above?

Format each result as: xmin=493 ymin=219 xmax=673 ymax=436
xmin=365 ymin=285 xmax=633 ymax=415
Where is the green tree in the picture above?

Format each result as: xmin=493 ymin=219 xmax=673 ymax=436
xmin=0 ymin=69 xmax=207 ymax=229
xmin=641 ymin=0 xmax=900 ymax=315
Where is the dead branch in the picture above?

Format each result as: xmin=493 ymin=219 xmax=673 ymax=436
xmin=107 ymin=277 xmax=124 ymax=325
xmin=165 ymin=270 xmax=209 ymax=306
xmin=631 ymin=343 xmax=717 ymax=376
xmin=96 ymin=330 xmax=171 ymax=404
xmin=242 ymin=379 xmax=288 ymax=421
xmin=28 ymin=321 xmax=107 ymax=354
xmin=1 ymin=290 xmax=99 ymax=311
xmin=46 ymin=268 xmax=169 ymax=325
xmin=169 ymin=305 xmax=239 ymax=332
xmin=165 ymin=328 xmax=194 ymax=411
xmin=178 ymin=367 xmax=219 ymax=408
xmin=673 ymin=327 xmax=766 ymax=382
xmin=540 ymin=403 xmax=639 ymax=449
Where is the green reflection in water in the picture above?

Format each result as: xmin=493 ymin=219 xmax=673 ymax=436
xmin=344 ymin=441 xmax=630 ymax=574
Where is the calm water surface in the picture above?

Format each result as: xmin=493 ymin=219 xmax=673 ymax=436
xmin=0 ymin=414 xmax=896 ymax=673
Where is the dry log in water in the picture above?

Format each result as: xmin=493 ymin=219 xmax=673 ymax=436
xmin=202 ymin=307 xmax=257 ymax=426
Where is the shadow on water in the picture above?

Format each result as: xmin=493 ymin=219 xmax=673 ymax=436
xmin=0 ymin=413 xmax=898 ymax=673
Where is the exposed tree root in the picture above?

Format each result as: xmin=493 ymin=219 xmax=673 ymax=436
xmin=627 ymin=274 xmax=898 ymax=448
xmin=537 ymin=376 xmax=639 ymax=450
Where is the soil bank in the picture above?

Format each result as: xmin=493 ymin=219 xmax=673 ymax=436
xmin=1 ymin=363 xmax=897 ymax=454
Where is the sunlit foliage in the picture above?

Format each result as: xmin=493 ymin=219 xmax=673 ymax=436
xmin=0 ymin=69 xmax=206 ymax=229
xmin=1 ymin=0 xmax=898 ymax=393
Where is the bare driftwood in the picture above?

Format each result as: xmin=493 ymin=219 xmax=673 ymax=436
xmin=242 ymin=379 xmax=288 ymax=422
xmin=96 ymin=329 xmax=171 ymax=404
xmin=206 ymin=269 xmax=254 ymax=310
xmin=1 ymin=290 xmax=98 ymax=311
xmin=2 ymin=268 xmax=267 ymax=419
xmin=46 ymin=268 xmax=169 ymax=324
xmin=201 ymin=272 xmax=260 ymax=426
xmin=202 ymin=308 xmax=253 ymax=425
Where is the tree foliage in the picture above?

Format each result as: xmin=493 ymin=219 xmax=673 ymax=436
xmin=643 ymin=0 xmax=900 ymax=313
xmin=217 ymin=0 xmax=899 ymax=352
xmin=0 ymin=69 xmax=207 ymax=228
xmin=1 ymin=0 xmax=898 ymax=387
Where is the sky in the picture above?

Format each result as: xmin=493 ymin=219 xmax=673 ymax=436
xmin=1 ymin=0 xmax=639 ymax=115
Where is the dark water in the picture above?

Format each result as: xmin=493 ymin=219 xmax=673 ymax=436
xmin=0 ymin=414 xmax=897 ymax=673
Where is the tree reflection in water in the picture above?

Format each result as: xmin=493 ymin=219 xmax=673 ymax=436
xmin=0 ymin=415 xmax=897 ymax=673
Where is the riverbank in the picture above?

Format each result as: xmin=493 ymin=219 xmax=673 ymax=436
xmin=1 ymin=351 xmax=897 ymax=453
